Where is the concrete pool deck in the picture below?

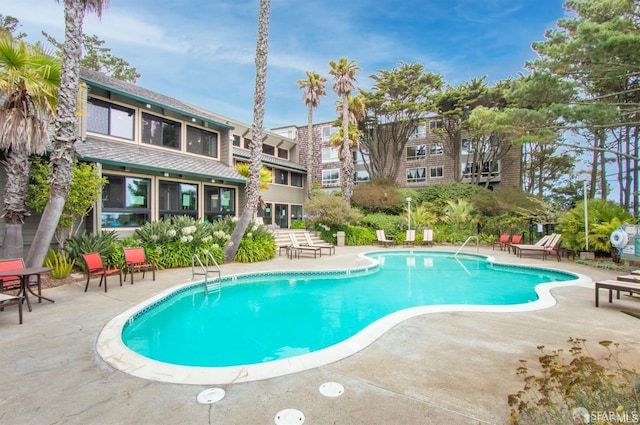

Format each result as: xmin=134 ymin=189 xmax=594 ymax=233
xmin=1 ymin=245 xmax=639 ymax=425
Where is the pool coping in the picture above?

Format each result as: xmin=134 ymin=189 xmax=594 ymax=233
xmin=96 ymin=250 xmax=593 ymax=385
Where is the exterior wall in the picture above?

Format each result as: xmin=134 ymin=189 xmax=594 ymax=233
xmin=296 ymin=118 xmax=522 ymax=191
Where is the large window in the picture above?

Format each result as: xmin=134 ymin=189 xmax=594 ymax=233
xmin=430 ymin=143 xmax=443 ymax=155
xmin=322 ymin=147 xmax=339 ymax=163
xmin=409 ymin=123 xmax=426 ymax=139
xmin=186 ymin=126 xmax=218 ymax=158
xmin=263 ymin=144 xmax=275 ymax=156
xmin=322 ymin=126 xmax=339 ymax=141
xmin=204 ymin=186 xmax=235 ymax=222
xmin=291 ymin=205 xmax=303 ymax=225
xmin=274 ymin=169 xmax=288 ymax=185
xmin=461 ymin=138 xmax=475 ymax=155
xmin=407 ymin=167 xmax=426 ymax=183
xmin=322 ymin=169 xmax=340 ymax=185
xmin=142 ymin=112 xmax=181 ymax=150
xmin=290 ymin=172 xmax=303 ymax=187
xmin=277 ymin=148 xmax=289 ymax=160
xmin=101 ymin=175 xmax=150 ymax=227
xmin=232 ymin=135 xmax=241 ymax=146
xmin=159 ymin=181 xmax=197 ymax=219
xmin=429 ymin=120 xmax=443 ymax=132
xmin=87 ymin=98 xmax=135 ymax=140
xmin=462 ymin=162 xmax=500 ymax=176
xmin=406 ymin=144 xmax=426 ymax=161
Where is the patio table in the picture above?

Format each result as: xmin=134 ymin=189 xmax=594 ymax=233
xmin=0 ymin=267 xmax=53 ymax=312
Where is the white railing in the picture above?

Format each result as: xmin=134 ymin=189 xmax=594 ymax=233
xmin=454 ymin=235 xmax=480 ymax=257
xmin=192 ymin=252 xmax=221 ymax=295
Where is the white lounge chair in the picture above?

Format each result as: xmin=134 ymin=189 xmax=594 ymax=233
xmin=303 ymin=232 xmax=335 ymax=255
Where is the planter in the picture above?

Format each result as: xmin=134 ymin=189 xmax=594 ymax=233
xmin=579 ymin=251 xmax=595 ymax=260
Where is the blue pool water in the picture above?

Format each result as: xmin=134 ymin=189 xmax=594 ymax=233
xmin=121 ymin=252 xmax=575 ymax=367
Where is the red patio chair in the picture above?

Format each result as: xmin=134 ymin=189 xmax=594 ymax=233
xmin=493 ymin=234 xmax=510 ymax=251
xmin=123 ymin=247 xmax=156 ymax=285
xmin=0 ymin=258 xmax=25 ymax=293
xmin=82 ymin=252 xmax=122 ymax=293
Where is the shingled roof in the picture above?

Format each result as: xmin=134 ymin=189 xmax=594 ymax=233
xmin=80 ymin=68 xmax=234 ymax=131
xmin=77 ymin=136 xmax=245 ymax=183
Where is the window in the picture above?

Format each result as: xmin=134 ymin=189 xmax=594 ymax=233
xmin=406 ymin=144 xmax=426 ymax=161
xmin=101 ymin=175 xmax=150 ymax=227
xmin=409 ymin=123 xmax=426 ymax=139
xmin=356 ymin=170 xmax=370 ymax=183
xmin=204 ymin=186 xmax=236 ymax=222
xmin=87 ymin=98 xmax=135 ymax=140
xmin=430 ymin=143 xmax=443 ymax=155
xmin=232 ymin=135 xmax=241 ymax=147
xmin=429 ymin=120 xmax=443 ymax=131
xmin=430 ymin=166 xmax=443 ymax=178
xmin=277 ymin=148 xmax=289 ymax=160
xmin=243 ymin=138 xmax=252 ymax=149
xmin=461 ymin=138 xmax=475 ymax=155
xmin=406 ymin=167 xmax=426 ymax=183
xmin=159 ymin=181 xmax=198 ymax=219
xmin=290 ymin=172 xmax=303 ymax=187
xmin=186 ymin=126 xmax=218 ymax=158
xmin=462 ymin=162 xmax=499 ymax=176
xmin=263 ymin=144 xmax=275 ymax=156
xmin=322 ymin=147 xmax=339 ymax=163
xmin=141 ymin=113 xmax=180 ymax=149
xmin=291 ymin=205 xmax=303 ymax=222
xmin=322 ymin=126 xmax=339 ymax=141
xmin=322 ymin=169 xmax=340 ymax=185
xmin=274 ymin=169 xmax=288 ymax=185
xmin=274 ymin=128 xmax=296 ymax=139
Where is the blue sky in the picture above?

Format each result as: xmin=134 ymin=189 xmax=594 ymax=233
xmin=4 ymin=0 xmax=566 ymax=130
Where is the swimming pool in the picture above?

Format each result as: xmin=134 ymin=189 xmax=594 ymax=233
xmin=97 ymin=250 xmax=588 ymax=384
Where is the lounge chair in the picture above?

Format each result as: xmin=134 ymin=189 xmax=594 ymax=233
xmin=595 ymin=279 xmax=640 ymax=307
xmin=421 ymin=228 xmax=434 ymax=246
xmin=493 ymin=234 xmax=510 ymax=251
xmin=288 ymin=233 xmax=322 ymax=258
xmin=403 ymin=229 xmax=416 ymax=247
xmin=123 ymin=247 xmax=156 ymax=285
xmin=510 ymin=234 xmax=552 ymax=257
xmin=516 ymin=234 xmax=562 ymax=260
xmin=376 ymin=230 xmax=395 ymax=247
xmin=82 ymin=252 xmax=122 ymax=292
xmin=302 ymin=232 xmax=335 ymax=255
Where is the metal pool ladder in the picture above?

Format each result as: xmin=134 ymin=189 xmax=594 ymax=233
xmin=192 ymin=252 xmax=222 ymax=295
xmin=454 ymin=235 xmax=480 ymax=257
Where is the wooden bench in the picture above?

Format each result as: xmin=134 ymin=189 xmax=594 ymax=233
xmin=595 ymin=280 xmax=640 ymax=307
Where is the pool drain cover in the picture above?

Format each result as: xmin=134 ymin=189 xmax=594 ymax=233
xmin=319 ymin=382 xmax=344 ymax=397
xmin=274 ymin=408 xmax=305 ymax=425
xmin=197 ymin=387 xmax=225 ymax=404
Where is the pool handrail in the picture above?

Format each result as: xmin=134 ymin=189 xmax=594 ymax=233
xmin=192 ymin=252 xmax=221 ymax=294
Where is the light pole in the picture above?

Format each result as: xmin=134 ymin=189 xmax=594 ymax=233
xmin=406 ymin=197 xmax=412 ymax=231
xmin=583 ymin=181 xmax=589 ymax=252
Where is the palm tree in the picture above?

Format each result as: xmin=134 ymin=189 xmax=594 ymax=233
xmin=27 ymin=0 xmax=110 ymax=268
xmin=296 ymin=71 xmax=326 ymax=199
xmin=329 ymin=57 xmax=359 ymax=206
xmin=223 ymin=0 xmax=271 ymax=263
xmin=0 ymin=35 xmax=60 ymax=259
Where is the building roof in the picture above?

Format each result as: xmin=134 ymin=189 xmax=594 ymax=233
xmin=80 ymin=68 xmax=234 ymax=131
xmin=232 ymin=147 xmax=307 ymax=172
xmin=77 ymin=136 xmax=246 ymax=184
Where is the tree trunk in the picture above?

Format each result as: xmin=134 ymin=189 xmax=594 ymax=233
xmin=306 ymin=105 xmax=313 ymax=199
xmin=224 ymin=0 xmax=271 ymax=263
xmin=26 ymin=0 xmax=84 ymax=268
xmin=341 ymin=93 xmax=353 ymax=206
xmin=1 ymin=149 xmax=30 ymax=259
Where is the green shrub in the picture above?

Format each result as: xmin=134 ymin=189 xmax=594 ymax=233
xmin=508 ymin=338 xmax=640 ymax=425
xmin=44 ymin=248 xmax=75 ymax=279
xmin=65 ymin=231 xmax=121 ymax=270
xmin=290 ymin=220 xmax=307 ymax=229
xmin=361 ymin=213 xmax=406 ymax=236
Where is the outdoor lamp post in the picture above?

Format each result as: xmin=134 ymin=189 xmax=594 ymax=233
xmin=406 ymin=197 xmax=412 ymax=231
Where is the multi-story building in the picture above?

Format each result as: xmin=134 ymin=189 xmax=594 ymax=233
xmin=280 ymin=117 xmax=521 ymax=192
xmin=0 ymin=68 xmax=307 ymax=251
